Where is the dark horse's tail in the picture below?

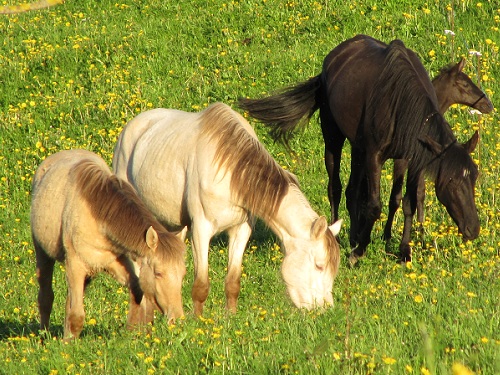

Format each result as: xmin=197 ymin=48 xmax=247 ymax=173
xmin=238 ymin=76 xmax=322 ymax=147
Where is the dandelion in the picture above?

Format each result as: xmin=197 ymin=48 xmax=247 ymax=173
xmin=382 ymin=356 xmax=397 ymax=365
xmin=414 ymin=295 xmax=424 ymax=303
xmin=452 ymin=363 xmax=475 ymax=375
xmin=428 ymin=50 xmax=436 ymax=57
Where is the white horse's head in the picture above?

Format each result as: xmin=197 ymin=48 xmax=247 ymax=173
xmin=281 ymin=217 xmax=342 ymax=309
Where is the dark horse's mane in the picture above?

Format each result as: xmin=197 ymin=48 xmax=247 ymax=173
xmin=367 ymin=40 xmax=458 ymax=180
xmin=72 ymin=160 xmax=184 ymax=262
xmin=199 ymin=103 xmax=299 ymax=222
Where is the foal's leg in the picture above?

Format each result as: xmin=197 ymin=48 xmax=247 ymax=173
xmin=383 ymin=159 xmax=408 ymax=241
xmin=34 ymin=241 xmax=56 ymax=332
xmin=63 ymin=257 xmax=88 ymax=340
xmin=190 ymin=220 xmax=213 ymax=317
xmin=105 ymin=255 xmax=153 ymax=328
xmin=225 ymin=220 xmax=253 ymax=313
xmin=349 ymin=151 xmax=383 ymax=265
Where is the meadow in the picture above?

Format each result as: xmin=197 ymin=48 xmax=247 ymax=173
xmin=0 ymin=0 xmax=499 ymax=373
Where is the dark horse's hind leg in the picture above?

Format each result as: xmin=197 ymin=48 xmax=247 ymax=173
xmin=321 ymin=111 xmax=346 ymax=224
xmin=345 ymin=150 xmax=367 ymax=248
xmin=348 ymin=151 xmax=383 ymax=265
xmin=35 ymin=240 xmax=56 ymax=333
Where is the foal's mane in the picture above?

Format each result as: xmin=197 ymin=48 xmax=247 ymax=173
xmin=367 ymin=40 xmax=457 ymax=178
xmin=72 ymin=160 xmax=183 ymax=261
xmin=199 ymin=103 xmax=299 ymax=221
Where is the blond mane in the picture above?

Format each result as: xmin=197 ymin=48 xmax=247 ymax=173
xmin=199 ymin=103 xmax=298 ymax=221
xmin=72 ymin=160 xmax=183 ymax=262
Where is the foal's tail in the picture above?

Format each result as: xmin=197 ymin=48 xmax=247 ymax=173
xmin=238 ymin=75 xmax=322 ymax=147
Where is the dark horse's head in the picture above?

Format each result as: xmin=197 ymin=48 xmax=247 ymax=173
xmin=421 ymin=131 xmax=480 ymax=241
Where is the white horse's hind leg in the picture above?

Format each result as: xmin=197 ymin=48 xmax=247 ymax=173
xmin=225 ymin=221 xmax=253 ymax=313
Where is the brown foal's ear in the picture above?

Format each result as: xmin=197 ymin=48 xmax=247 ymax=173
xmin=456 ymin=58 xmax=465 ymax=73
xmin=145 ymin=226 xmax=159 ymax=251
xmin=463 ymin=130 xmax=479 ymax=154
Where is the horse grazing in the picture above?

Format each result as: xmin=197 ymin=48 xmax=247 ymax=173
xmin=383 ymin=58 xmax=492 ymax=242
xmin=113 ymin=102 xmax=342 ymax=316
xmin=239 ymin=34 xmax=481 ymax=263
xmin=31 ymin=149 xmax=186 ymax=339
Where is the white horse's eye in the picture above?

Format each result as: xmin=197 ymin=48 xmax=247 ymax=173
xmin=315 ymin=264 xmax=325 ymax=272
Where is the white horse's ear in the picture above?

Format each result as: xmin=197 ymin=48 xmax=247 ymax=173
xmin=328 ymin=219 xmax=343 ymax=236
xmin=145 ymin=226 xmax=159 ymax=251
xmin=311 ymin=216 xmax=328 ymax=240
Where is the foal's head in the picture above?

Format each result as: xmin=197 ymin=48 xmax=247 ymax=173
xmin=138 ymin=226 xmax=186 ymax=322
xmin=432 ymin=59 xmax=493 ymax=115
xmin=423 ymin=131 xmax=480 ymax=241
xmin=280 ymin=217 xmax=342 ymax=309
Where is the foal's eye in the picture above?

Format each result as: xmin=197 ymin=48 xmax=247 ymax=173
xmin=315 ymin=264 xmax=325 ymax=272
xmin=154 ymin=272 xmax=164 ymax=278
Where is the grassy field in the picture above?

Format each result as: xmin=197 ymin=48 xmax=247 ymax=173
xmin=0 ymin=0 xmax=499 ymax=374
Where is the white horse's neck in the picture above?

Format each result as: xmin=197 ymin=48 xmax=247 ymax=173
xmin=267 ymin=184 xmax=318 ymax=243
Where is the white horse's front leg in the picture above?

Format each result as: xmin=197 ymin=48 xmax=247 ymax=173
xmin=190 ymin=220 xmax=213 ymax=317
xmin=225 ymin=220 xmax=253 ymax=313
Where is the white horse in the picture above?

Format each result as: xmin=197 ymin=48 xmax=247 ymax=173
xmin=113 ymin=102 xmax=342 ymax=316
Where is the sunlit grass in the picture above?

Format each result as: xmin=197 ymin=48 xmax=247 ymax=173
xmin=0 ymin=0 xmax=499 ymax=374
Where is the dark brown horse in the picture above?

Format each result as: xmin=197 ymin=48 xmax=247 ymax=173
xmin=383 ymin=58 xmax=492 ymax=242
xmin=240 ymin=35 xmax=483 ymax=263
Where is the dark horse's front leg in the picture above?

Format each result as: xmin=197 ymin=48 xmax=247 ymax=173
xmin=348 ymin=151 xmax=383 ymax=266
xmin=383 ymin=159 xmax=407 ymax=241
xmin=399 ymin=169 xmax=421 ymax=262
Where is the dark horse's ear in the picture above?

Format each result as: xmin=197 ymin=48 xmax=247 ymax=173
xmin=463 ymin=130 xmax=479 ymax=154
xmin=419 ymin=135 xmax=443 ymax=155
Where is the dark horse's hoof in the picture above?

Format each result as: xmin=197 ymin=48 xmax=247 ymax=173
xmin=399 ymin=244 xmax=412 ymax=263
xmin=348 ymin=250 xmax=361 ymax=267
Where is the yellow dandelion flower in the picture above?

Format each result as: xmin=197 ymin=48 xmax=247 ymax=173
xmin=414 ymin=295 xmax=424 ymax=303
xmin=421 ymin=367 xmax=431 ymax=375
xmin=382 ymin=356 xmax=397 ymax=365
xmin=452 ymin=362 xmax=474 ymax=375
xmin=428 ymin=50 xmax=436 ymax=57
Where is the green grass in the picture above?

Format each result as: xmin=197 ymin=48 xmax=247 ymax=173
xmin=0 ymin=0 xmax=499 ymax=374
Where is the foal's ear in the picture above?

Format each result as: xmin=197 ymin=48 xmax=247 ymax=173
xmin=328 ymin=219 xmax=343 ymax=237
xmin=456 ymin=58 xmax=465 ymax=73
xmin=311 ymin=216 xmax=328 ymax=239
xmin=419 ymin=135 xmax=443 ymax=155
xmin=463 ymin=130 xmax=479 ymax=154
xmin=145 ymin=226 xmax=159 ymax=251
